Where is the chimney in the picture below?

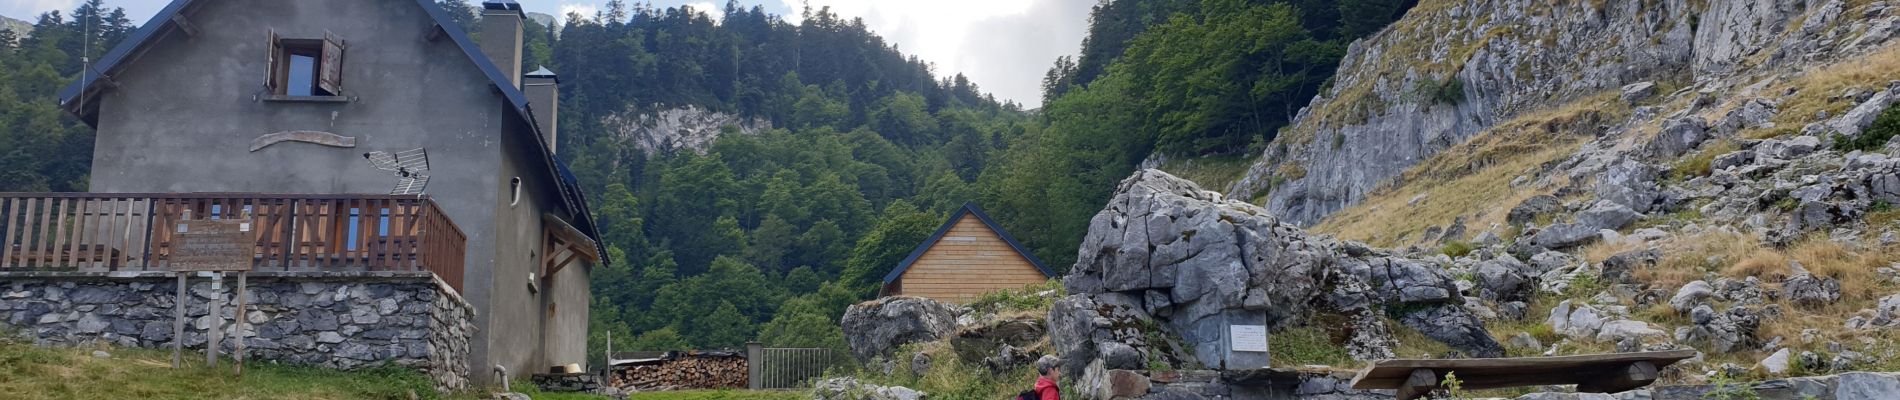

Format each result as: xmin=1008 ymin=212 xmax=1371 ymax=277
xmin=479 ymin=0 xmax=524 ymax=89
xmin=524 ymin=66 xmax=560 ymax=153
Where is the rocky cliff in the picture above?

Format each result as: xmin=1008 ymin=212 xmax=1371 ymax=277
xmin=1229 ymin=0 xmax=1900 ymax=227
xmin=599 ymin=105 xmax=771 ymax=156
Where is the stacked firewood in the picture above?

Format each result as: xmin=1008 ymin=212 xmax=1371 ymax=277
xmin=608 ymin=351 xmax=748 ymax=391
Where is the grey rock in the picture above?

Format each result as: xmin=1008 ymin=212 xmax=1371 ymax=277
xmin=812 ymin=377 xmax=926 ymax=400
xmin=1595 ymin=160 xmax=1662 ymax=213
xmin=1599 ymin=249 xmax=1659 ymax=284
xmin=908 ymin=352 xmax=931 ymax=376
xmin=1509 ymin=195 xmax=1564 ymax=226
xmin=1578 ymin=201 xmax=1641 ymax=231
xmin=1671 ymin=281 xmax=1714 ymax=313
xmin=1833 ymin=89 xmax=1899 ymax=137
xmin=1532 ymin=223 xmax=1601 ymax=249
xmin=1595 ymin=320 xmax=1665 ymax=343
xmin=1759 ymin=136 xmax=1822 ymax=159
xmin=1475 ymin=257 xmax=1533 ymax=302
xmin=1652 ymin=117 xmax=1709 ymax=157
xmin=840 ymin=297 xmax=958 ymax=362
xmin=1621 ymin=81 xmax=1657 ymax=103
xmin=1397 ymin=303 xmax=1504 ymax=358
xmin=1711 ymin=150 xmax=1756 ymax=171
xmin=1836 ymin=372 xmax=1900 ymax=400
xmin=1759 ymin=348 xmax=1792 ymax=374
xmin=1508 ymin=332 xmax=1543 ymax=350
xmin=1783 ymin=270 xmax=1842 ymax=308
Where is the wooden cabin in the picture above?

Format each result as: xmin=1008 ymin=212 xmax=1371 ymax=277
xmin=879 ymin=203 xmax=1054 ymax=303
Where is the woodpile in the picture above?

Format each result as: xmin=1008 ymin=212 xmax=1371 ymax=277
xmin=607 ymin=350 xmax=748 ymax=391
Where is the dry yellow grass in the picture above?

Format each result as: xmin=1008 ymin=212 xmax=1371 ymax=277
xmin=1314 ymin=93 xmax=1624 ymax=245
xmin=1733 ymin=43 xmax=1900 ymax=138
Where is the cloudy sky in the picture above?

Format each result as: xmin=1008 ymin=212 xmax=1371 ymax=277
xmin=0 ymin=0 xmax=1093 ymax=107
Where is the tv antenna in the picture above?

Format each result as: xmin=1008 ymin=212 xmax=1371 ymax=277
xmin=363 ymin=148 xmax=431 ymax=195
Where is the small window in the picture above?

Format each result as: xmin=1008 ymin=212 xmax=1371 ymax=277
xmin=509 ymin=177 xmax=523 ymax=206
xmin=266 ymin=30 xmax=346 ymax=97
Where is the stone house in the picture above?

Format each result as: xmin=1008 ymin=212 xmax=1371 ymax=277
xmin=879 ymin=203 xmax=1053 ymax=303
xmin=0 ymin=0 xmax=602 ymax=388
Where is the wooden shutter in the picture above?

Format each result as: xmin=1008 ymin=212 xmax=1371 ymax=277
xmin=265 ymin=29 xmax=280 ymax=92
xmin=318 ymin=30 xmax=346 ymax=96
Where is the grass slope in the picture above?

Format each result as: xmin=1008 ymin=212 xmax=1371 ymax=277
xmin=0 ymin=339 xmax=441 ymax=400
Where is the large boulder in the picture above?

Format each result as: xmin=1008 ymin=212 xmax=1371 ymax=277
xmin=1475 ymin=257 xmax=1534 ymax=302
xmin=1595 ymin=159 xmax=1662 ymax=213
xmin=1577 ymin=201 xmax=1640 ymax=231
xmin=841 ymin=297 xmax=959 ymax=362
xmin=1783 ymin=262 xmax=1842 ymax=308
xmin=1063 ymin=170 xmax=1502 ymax=369
xmin=1670 ymin=280 xmax=1714 ymax=313
xmin=1531 ymin=223 xmax=1602 ymax=249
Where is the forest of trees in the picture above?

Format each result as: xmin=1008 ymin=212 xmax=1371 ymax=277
xmin=0 ymin=0 xmax=1413 ymax=363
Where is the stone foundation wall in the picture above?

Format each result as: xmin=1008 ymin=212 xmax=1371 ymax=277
xmin=0 ymin=271 xmax=475 ymax=392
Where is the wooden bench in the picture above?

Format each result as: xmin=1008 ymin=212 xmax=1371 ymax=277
xmin=1349 ymin=349 xmax=1697 ymax=399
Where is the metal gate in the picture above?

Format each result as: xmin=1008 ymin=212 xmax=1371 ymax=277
xmin=746 ymin=343 xmax=846 ymax=389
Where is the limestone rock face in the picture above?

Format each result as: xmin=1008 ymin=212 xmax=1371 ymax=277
xmin=1059 ymin=170 xmax=1502 ymax=371
xmin=599 ymin=105 xmax=771 ymax=156
xmin=841 ymin=297 xmax=959 ymax=362
xmin=1230 ymin=0 xmax=1899 ymax=226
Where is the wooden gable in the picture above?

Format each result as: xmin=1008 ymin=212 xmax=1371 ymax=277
xmin=881 ymin=204 xmax=1052 ymax=304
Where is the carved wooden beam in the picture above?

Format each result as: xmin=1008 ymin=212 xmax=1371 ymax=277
xmin=250 ymin=131 xmax=357 ymax=152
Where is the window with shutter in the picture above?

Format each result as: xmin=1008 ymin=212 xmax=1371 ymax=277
xmin=265 ymin=29 xmax=280 ymax=92
xmin=318 ymin=31 xmax=345 ymax=95
xmin=266 ymin=32 xmax=344 ymax=98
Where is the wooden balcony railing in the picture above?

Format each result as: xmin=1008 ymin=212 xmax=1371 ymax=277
xmin=0 ymin=193 xmax=467 ymax=293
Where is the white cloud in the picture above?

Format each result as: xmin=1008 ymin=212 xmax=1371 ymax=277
xmin=557 ymin=2 xmax=598 ymax=24
xmin=683 ymin=1 xmax=724 ymax=22
xmin=778 ymin=0 xmax=1090 ymax=107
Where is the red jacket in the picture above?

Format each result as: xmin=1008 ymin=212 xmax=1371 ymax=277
xmin=1034 ymin=376 xmax=1059 ymax=400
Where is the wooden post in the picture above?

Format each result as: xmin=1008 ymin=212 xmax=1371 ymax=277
xmin=746 ymin=342 xmax=763 ymax=390
xmin=206 ymin=272 xmax=221 ymax=368
xmin=1578 ymin=361 xmax=1659 ymax=394
xmin=1395 ymin=368 xmax=1438 ymax=400
xmin=172 ymin=272 xmax=186 ymax=368
xmin=233 ymin=271 xmax=247 ymax=376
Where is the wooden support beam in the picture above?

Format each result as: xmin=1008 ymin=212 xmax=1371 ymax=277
xmin=1395 ymin=369 xmax=1438 ymax=400
xmin=548 ymin=251 xmax=580 ymax=277
xmin=542 ymin=213 xmax=600 ymax=263
xmin=170 ymin=15 xmax=199 ymax=37
xmin=1577 ymin=361 xmax=1659 ymax=394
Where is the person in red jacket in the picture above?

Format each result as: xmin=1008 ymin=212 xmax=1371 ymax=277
xmin=1032 ymin=355 xmax=1062 ymax=400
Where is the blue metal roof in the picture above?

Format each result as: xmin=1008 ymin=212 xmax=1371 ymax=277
xmin=55 ymin=0 xmax=606 ymax=265
xmin=880 ymin=202 xmax=1055 ymax=284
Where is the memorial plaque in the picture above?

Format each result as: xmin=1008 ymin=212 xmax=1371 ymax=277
xmin=1230 ymin=325 xmax=1269 ymax=352
xmin=171 ymin=220 xmax=254 ymax=272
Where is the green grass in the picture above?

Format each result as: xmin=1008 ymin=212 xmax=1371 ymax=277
xmin=622 ymin=389 xmax=806 ymax=400
xmin=1439 ymin=241 xmax=1474 ymax=258
xmin=1269 ymin=326 xmax=1355 ymax=367
xmin=966 ymin=279 xmax=1063 ymax=314
xmin=1156 ymin=154 xmax=1258 ymax=191
xmin=1671 ymin=139 xmax=1738 ymax=178
xmin=0 ymin=339 xmax=443 ymax=400
xmin=0 ymin=337 xmax=631 ymax=400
